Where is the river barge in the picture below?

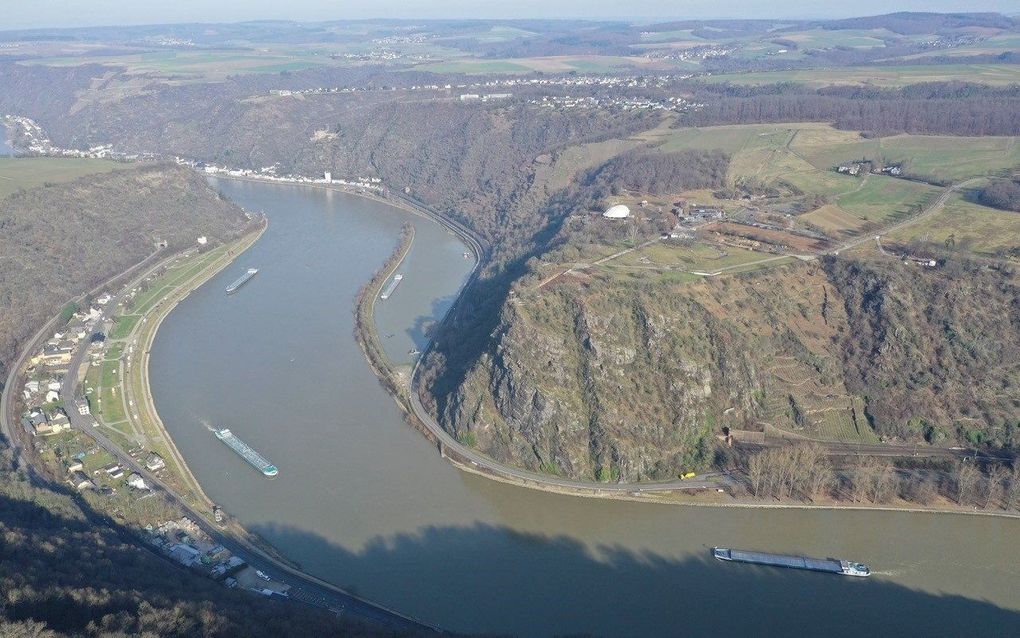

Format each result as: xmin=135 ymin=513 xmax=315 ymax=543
xmin=214 ymin=428 xmax=278 ymax=477
xmin=226 ymin=268 xmax=258 ymax=294
xmin=380 ymin=273 xmax=403 ymax=300
xmin=712 ymin=547 xmax=870 ymax=577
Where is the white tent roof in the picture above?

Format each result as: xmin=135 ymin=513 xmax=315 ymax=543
xmin=603 ymin=204 xmax=631 ymax=218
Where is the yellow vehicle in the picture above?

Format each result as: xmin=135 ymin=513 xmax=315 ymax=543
xmin=680 ymin=471 xmax=697 ymax=480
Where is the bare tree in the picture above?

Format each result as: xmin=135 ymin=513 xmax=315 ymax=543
xmin=865 ymin=459 xmax=897 ymax=504
xmin=808 ymin=461 xmax=833 ymax=502
xmin=847 ymin=460 xmax=870 ymax=503
xmin=953 ymin=461 xmax=981 ymax=506
xmin=984 ymin=465 xmax=1010 ymax=510
xmin=747 ymin=452 xmax=767 ymax=499
xmin=1005 ymin=464 xmax=1020 ymax=511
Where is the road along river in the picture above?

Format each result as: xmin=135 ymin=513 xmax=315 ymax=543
xmin=150 ymin=178 xmax=1020 ymax=637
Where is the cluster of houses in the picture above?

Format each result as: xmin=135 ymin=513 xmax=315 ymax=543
xmin=64 ymin=454 xmax=151 ymax=492
xmin=529 ymin=94 xmax=703 ymax=114
xmin=20 ymin=302 xmax=110 ymax=437
xmin=648 ymin=44 xmax=733 ymax=62
xmin=836 ymin=161 xmax=904 ymax=177
xmin=262 ymin=72 xmax=695 ymax=101
xmin=174 ymin=158 xmax=383 ymax=192
xmin=458 ymin=93 xmax=513 ymax=102
xmin=64 ymin=444 xmax=166 ymax=494
xmin=146 ymin=517 xmax=288 ymax=596
xmin=2 ymin=115 xmax=150 ymax=161
xmin=675 ymin=201 xmax=726 ymax=225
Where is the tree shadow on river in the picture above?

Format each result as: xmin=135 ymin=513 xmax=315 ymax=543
xmin=404 ymin=294 xmax=458 ymax=351
xmin=250 ymin=520 xmax=1020 ymax=638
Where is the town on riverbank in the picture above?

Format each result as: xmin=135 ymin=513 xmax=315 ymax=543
xmin=7 ymin=226 xmax=308 ymax=598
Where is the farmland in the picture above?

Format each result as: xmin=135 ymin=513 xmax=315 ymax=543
xmin=703 ymin=64 xmax=1020 ymax=87
xmin=884 ymin=193 xmax=1020 ymax=255
xmin=0 ymin=157 xmax=131 ymax=199
xmin=24 ymin=48 xmax=330 ymax=80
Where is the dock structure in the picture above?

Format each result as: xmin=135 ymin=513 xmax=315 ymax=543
xmin=380 ymin=273 xmax=403 ymax=300
xmin=214 ymin=428 xmax=278 ymax=476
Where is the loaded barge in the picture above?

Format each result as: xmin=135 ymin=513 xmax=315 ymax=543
xmin=380 ymin=273 xmax=403 ymax=300
xmin=713 ymin=547 xmax=870 ymax=577
xmin=214 ymin=428 xmax=278 ymax=477
xmin=226 ymin=268 xmax=258 ymax=294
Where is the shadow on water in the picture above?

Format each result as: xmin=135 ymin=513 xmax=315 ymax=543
xmin=404 ymin=294 xmax=459 ymax=351
xmin=250 ymin=520 xmax=1020 ymax=638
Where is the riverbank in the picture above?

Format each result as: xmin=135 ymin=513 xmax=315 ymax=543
xmin=354 ymin=222 xmax=416 ymax=402
xmin=132 ymin=223 xmax=267 ymax=511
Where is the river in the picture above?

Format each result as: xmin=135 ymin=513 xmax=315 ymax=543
xmin=150 ymin=178 xmax=1020 ymax=637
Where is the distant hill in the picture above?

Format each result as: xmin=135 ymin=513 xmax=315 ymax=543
xmin=819 ymin=12 xmax=1019 ymax=35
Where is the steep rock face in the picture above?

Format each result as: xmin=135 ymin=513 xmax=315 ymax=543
xmin=439 ymin=276 xmax=775 ymax=481
xmin=433 ymin=257 xmax=1020 ymax=481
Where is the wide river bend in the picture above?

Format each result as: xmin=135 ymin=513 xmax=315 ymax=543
xmin=150 ymin=179 xmax=1020 ymax=637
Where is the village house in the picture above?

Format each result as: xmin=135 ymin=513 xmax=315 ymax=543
xmin=41 ymin=342 xmax=74 ymax=365
xmin=145 ymin=452 xmax=166 ymax=472
xmin=126 ymin=473 xmax=148 ymax=490
xmin=103 ymin=463 xmax=125 ymax=479
xmin=70 ymin=471 xmax=95 ymax=490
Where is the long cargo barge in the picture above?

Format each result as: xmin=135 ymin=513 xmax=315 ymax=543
xmin=226 ymin=268 xmax=258 ymax=294
xmin=214 ymin=428 xmax=278 ymax=477
xmin=380 ymin=273 xmax=403 ymax=300
xmin=713 ymin=547 xmax=869 ymax=577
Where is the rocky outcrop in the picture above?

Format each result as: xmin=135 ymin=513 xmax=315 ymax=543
xmin=429 ymin=257 xmax=1020 ymax=481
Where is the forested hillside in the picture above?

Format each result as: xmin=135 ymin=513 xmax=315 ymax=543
xmin=0 ymin=164 xmax=252 ymax=384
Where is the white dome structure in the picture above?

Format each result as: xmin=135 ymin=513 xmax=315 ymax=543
xmin=603 ymin=204 xmax=631 ymax=219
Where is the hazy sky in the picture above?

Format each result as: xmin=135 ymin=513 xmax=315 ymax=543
xmin=3 ymin=0 xmax=1017 ymax=30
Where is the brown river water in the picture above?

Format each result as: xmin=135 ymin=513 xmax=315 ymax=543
xmin=149 ymin=178 xmax=1020 ymax=637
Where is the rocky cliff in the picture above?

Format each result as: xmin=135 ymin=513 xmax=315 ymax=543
xmin=428 ymin=256 xmax=1020 ymax=481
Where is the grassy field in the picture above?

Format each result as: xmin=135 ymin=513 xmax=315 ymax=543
xmin=800 ymin=204 xmax=872 ymax=236
xmin=647 ymin=122 xmax=1020 ymax=237
xmin=834 ymin=176 xmax=940 ymax=224
xmin=779 ymin=28 xmax=892 ymax=49
xmin=109 ymin=314 xmax=141 ymax=340
xmin=610 ymin=241 xmax=773 ymax=273
xmin=884 ymin=193 xmax=1020 ymax=255
xmin=26 ymin=49 xmax=327 ymax=80
xmin=791 ymin=131 xmax=1020 ymax=183
xmin=0 ymin=157 xmax=131 ymax=200
xmin=417 ymin=54 xmax=669 ymax=74
xmin=704 ymin=64 xmax=1020 ymax=87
